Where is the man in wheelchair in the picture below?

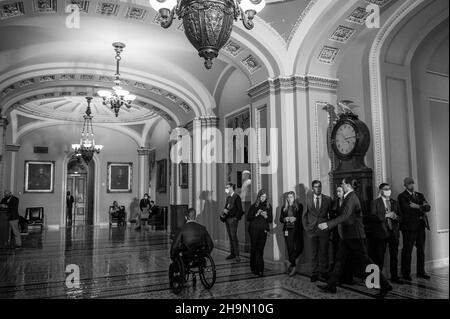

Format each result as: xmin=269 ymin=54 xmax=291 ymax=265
xmin=170 ymin=208 xmax=214 ymax=261
xmin=169 ymin=208 xmax=216 ymax=294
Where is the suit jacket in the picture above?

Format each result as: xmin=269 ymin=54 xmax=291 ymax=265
xmin=398 ymin=190 xmax=431 ymax=231
xmin=302 ymin=194 xmax=332 ymax=235
xmin=279 ymin=203 xmax=303 ymax=233
xmin=66 ymin=195 xmax=75 ymax=209
xmin=139 ymin=199 xmax=150 ymax=212
xmin=224 ymin=192 xmax=243 ymax=220
xmin=170 ymin=221 xmax=214 ymax=259
xmin=0 ymin=196 xmax=19 ymax=221
xmin=327 ymin=192 xmax=366 ymax=240
xmin=247 ymin=202 xmax=273 ymax=232
xmin=368 ymin=197 xmax=401 ymax=240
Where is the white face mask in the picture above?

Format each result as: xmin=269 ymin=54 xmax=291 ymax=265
xmin=225 ymin=188 xmax=230 ymax=195
xmin=383 ymin=190 xmax=392 ymax=198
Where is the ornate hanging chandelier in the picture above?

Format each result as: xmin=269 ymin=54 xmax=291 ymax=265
xmin=98 ymin=42 xmax=136 ymax=117
xmin=149 ymin=0 xmax=266 ymax=69
xmin=71 ymin=97 xmax=104 ymax=164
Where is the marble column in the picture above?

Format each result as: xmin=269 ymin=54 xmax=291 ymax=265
xmin=137 ymin=147 xmax=150 ymax=199
xmin=6 ymin=144 xmax=20 ymax=193
xmin=190 ymin=116 xmax=219 ymax=234
xmin=0 ymin=117 xmax=8 ymax=195
xmin=247 ymin=75 xmax=339 ymax=270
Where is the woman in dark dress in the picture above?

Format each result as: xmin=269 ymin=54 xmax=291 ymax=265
xmin=247 ymin=190 xmax=273 ymax=277
xmin=280 ymin=191 xmax=304 ymax=277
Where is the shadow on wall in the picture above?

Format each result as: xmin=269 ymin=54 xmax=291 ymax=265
xmin=199 ymin=190 xmax=218 ymax=237
xmin=129 ymin=197 xmax=139 ymax=222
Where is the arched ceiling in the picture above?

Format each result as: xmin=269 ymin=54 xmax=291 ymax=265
xmin=2 ymin=0 xmax=444 ymax=135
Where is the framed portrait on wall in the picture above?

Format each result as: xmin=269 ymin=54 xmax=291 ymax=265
xmin=157 ymin=159 xmax=167 ymax=193
xmin=179 ymin=163 xmax=188 ymax=188
xmin=24 ymin=161 xmax=55 ymax=193
xmin=107 ymin=162 xmax=132 ymax=193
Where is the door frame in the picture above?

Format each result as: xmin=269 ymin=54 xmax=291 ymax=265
xmin=61 ymin=153 xmax=100 ymax=226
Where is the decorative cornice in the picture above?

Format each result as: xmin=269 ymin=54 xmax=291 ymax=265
xmin=6 ymin=144 xmax=20 ymax=152
xmin=248 ymin=75 xmax=339 ymax=100
xmin=193 ymin=116 xmax=219 ymax=129
xmin=0 ymin=72 xmax=193 ymax=115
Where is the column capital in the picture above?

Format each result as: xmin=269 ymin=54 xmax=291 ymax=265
xmin=6 ymin=144 xmax=20 ymax=152
xmin=137 ymin=147 xmax=150 ymax=156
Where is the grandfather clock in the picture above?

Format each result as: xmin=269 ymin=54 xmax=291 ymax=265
xmin=327 ymin=110 xmax=374 ymax=215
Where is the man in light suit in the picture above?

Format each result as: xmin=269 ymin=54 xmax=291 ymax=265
xmin=368 ymin=183 xmax=404 ymax=284
xmin=398 ymin=177 xmax=431 ymax=281
xmin=317 ymin=178 xmax=393 ymax=298
xmin=302 ymin=180 xmax=332 ymax=282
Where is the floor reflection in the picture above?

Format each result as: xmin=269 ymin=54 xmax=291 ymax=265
xmin=0 ymin=226 xmax=448 ymax=299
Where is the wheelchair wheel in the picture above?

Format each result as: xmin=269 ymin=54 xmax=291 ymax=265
xmin=199 ymin=254 xmax=216 ymax=289
xmin=169 ymin=257 xmax=185 ymax=295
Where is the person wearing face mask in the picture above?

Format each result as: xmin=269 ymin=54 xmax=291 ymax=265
xmin=221 ymin=183 xmax=243 ymax=262
xmin=247 ymin=189 xmax=273 ymax=277
xmin=0 ymin=190 xmax=21 ymax=248
xmin=317 ymin=178 xmax=393 ymax=298
xmin=398 ymin=177 xmax=431 ymax=281
xmin=368 ymin=183 xmax=403 ymax=284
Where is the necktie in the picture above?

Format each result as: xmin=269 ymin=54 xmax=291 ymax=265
xmin=315 ymin=197 xmax=320 ymax=210
xmin=386 ymin=199 xmax=393 ymax=230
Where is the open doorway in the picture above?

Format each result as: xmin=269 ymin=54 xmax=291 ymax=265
xmin=66 ymin=157 xmax=95 ymax=226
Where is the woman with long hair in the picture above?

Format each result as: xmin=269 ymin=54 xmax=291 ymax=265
xmin=247 ymin=189 xmax=273 ymax=277
xmin=280 ymin=191 xmax=304 ymax=277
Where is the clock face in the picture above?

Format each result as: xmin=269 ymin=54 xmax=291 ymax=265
xmin=334 ymin=123 xmax=357 ymax=156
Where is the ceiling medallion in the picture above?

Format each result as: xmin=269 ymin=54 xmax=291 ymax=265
xmin=149 ymin=0 xmax=266 ymax=69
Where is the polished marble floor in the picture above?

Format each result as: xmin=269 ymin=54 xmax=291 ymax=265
xmin=0 ymin=226 xmax=448 ymax=299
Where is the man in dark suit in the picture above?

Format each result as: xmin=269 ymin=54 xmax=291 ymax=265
xmin=302 ymin=180 xmax=332 ymax=282
xmin=398 ymin=177 xmax=431 ymax=280
xmin=220 ymin=183 xmax=243 ymax=262
xmin=0 ymin=190 xmax=21 ymax=248
xmin=66 ymin=191 xmax=75 ymax=226
xmin=136 ymin=193 xmax=151 ymax=230
xmin=317 ymin=178 xmax=392 ymax=298
xmin=368 ymin=183 xmax=404 ymax=284
xmin=170 ymin=208 xmax=214 ymax=260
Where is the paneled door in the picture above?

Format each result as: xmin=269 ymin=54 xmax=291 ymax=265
xmin=67 ymin=174 xmax=88 ymax=225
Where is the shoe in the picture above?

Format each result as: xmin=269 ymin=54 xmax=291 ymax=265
xmin=310 ymin=275 xmax=319 ymax=282
xmin=403 ymin=275 xmax=412 ymax=281
xmin=321 ymin=272 xmax=330 ymax=281
xmin=289 ymin=267 xmax=297 ymax=277
xmin=391 ymin=277 xmax=404 ymax=284
xmin=317 ymin=284 xmax=337 ymax=294
xmin=235 ymin=256 xmax=241 ymax=263
xmin=257 ymin=272 xmax=265 ymax=278
xmin=226 ymin=254 xmax=236 ymax=260
xmin=417 ymin=273 xmax=431 ymax=280
xmin=286 ymin=265 xmax=293 ymax=274
xmin=375 ymin=285 xmax=393 ymax=299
